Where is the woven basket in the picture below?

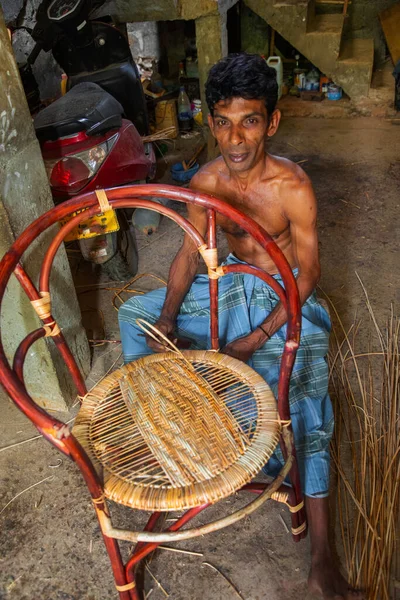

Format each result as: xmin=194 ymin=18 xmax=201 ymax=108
xmin=73 ymin=326 xmax=280 ymax=511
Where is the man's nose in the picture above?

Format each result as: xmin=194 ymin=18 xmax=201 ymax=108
xmin=229 ymin=125 xmax=244 ymax=145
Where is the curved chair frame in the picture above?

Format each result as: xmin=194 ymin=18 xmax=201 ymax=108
xmin=0 ymin=184 xmax=306 ymax=600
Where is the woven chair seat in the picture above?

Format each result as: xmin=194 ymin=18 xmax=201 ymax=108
xmin=73 ymin=350 xmax=280 ymax=511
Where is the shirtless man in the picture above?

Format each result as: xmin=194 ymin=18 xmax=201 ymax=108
xmin=119 ymin=53 xmax=363 ymax=599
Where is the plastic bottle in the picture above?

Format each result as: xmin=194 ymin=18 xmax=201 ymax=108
xmin=293 ymin=54 xmax=306 ymax=90
xmin=305 ymin=67 xmax=320 ymax=91
xmin=177 ymin=86 xmax=193 ymax=131
xmin=191 ymin=99 xmax=202 ymax=125
xmin=266 ymin=56 xmax=283 ymax=99
xmin=178 ymin=61 xmax=186 ymax=81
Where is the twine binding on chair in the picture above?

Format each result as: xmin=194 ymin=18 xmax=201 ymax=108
xmin=43 ymin=321 xmax=61 ymax=337
xmin=271 ymin=490 xmax=289 ymax=504
xmin=31 ymin=292 xmax=51 ymax=320
xmin=198 ymin=244 xmax=225 ymax=279
xmin=198 ymin=244 xmax=217 ymax=268
xmin=288 ymin=500 xmax=304 ymax=513
xmin=291 ymin=522 xmax=307 ymax=535
xmin=208 ymin=266 xmax=225 ymax=280
xmin=115 ymin=582 xmax=136 ymax=592
xmin=271 ymin=491 xmax=304 ymax=513
xmin=92 ymin=494 xmax=106 ymax=505
xmin=95 ymin=189 xmax=111 ymax=213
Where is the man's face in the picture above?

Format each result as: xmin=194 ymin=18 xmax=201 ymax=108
xmin=208 ymin=97 xmax=280 ymax=173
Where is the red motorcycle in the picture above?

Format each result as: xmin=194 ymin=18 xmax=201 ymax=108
xmin=35 ymin=83 xmax=155 ymax=278
xmin=23 ymin=0 xmax=156 ymax=278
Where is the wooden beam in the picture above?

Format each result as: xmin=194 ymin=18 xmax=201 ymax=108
xmin=315 ymin=0 xmax=351 ymax=4
xmin=269 ymin=27 xmax=276 ymax=58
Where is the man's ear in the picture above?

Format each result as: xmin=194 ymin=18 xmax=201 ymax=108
xmin=266 ymin=109 xmax=281 ymax=138
xmin=207 ymin=113 xmax=216 ymax=137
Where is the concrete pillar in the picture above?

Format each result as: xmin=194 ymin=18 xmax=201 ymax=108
xmin=0 ymin=8 xmax=90 ymax=412
xmin=195 ymin=11 xmax=229 ymax=120
xmin=127 ymin=22 xmax=161 ymax=62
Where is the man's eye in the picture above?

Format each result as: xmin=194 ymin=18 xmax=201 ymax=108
xmin=217 ymin=120 xmax=227 ymax=127
xmin=246 ymin=118 xmax=258 ymax=125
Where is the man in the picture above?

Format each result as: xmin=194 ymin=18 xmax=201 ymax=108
xmin=119 ymin=53 xmax=362 ymax=599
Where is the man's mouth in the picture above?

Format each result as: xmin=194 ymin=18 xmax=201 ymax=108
xmin=228 ymin=153 xmax=249 ymax=163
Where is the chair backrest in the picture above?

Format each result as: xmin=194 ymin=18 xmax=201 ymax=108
xmin=0 ymin=184 xmax=300 ymax=485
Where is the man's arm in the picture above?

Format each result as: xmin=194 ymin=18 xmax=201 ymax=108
xmin=147 ymin=173 xmax=208 ymax=351
xmin=223 ymin=178 xmax=320 ymax=360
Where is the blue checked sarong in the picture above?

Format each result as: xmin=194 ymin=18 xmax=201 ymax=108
xmin=118 ymin=254 xmax=333 ymax=497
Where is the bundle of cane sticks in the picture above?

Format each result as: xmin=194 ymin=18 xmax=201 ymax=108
xmin=141 ymin=127 xmax=177 ymax=142
xmin=327 ymin=281 xmax=399 ymax=600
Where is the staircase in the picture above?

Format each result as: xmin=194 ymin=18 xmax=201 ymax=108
xmin=244 ymin=0 xmax=374 ymax=98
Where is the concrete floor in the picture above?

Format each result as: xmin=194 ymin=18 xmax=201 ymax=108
xmin=0 ymin=117 xmax=399 ymax=600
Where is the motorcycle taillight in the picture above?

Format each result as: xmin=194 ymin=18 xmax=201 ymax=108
xmin=45 ymin=133 xmax=118 ymax=193
xmin=50 ymin=157 xmax=91 ymax=193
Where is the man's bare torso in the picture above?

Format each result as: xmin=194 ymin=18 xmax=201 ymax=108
xmin=194 ymin=152 xmax=308 ymax=274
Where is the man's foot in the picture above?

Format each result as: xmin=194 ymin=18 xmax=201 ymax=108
xmin=308 ymin=561 xmax=365 ymax=600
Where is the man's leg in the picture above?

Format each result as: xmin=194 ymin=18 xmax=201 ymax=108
xmin=307 ymin=496 xmax=364 ymax=599
xmin=119 ymin=288 xmax=167 ymax=363
xmin=118 ymin=274 xmax=213 ymax=363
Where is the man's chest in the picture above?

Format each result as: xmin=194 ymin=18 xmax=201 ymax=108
xmin=214 ymin=184 xmax=288 ymax=238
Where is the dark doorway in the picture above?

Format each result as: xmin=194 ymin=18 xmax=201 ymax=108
xmin=227 ymin=3 xmax=241 ymax=54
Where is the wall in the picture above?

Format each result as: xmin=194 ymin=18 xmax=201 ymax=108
xmin=344 ymin=0 xmax=397 ymax=64
xmin=0 ymin=7 xmax=90 ymax=411
xmin=127 ymin=21 xmax=161 ymax=62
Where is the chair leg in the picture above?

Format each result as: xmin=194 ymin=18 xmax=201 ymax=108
xmin=287 ymin=454 xmax=307 ymax=541
xmin=124 ymin=512 xmax=163 ymax=599
xmin=279 ymin=427 xmax=307 ymax=542
xmin=102 ymin=533 xmax=138 ymax=600
xmin=125 ymin=506 xmax=209 ymax=598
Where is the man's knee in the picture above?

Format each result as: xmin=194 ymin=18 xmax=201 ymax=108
xmin=118 ymin=297 xmax=144 ymax=326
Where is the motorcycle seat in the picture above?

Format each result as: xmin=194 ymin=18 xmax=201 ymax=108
xmin=34 ymin=82 xmax=124 ymax=142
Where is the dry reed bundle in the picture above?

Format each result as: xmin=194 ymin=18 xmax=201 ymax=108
xmin=328 ymin=286 xmax=399 ymax=600
xmin=141 ymin=127 xmax=177 ymax=142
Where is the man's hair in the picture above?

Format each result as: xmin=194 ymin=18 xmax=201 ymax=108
xmin=205 ymin=52 xmax=278 ymax=117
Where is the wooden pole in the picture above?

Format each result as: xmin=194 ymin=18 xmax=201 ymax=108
xmin=269 ymin=27 xmax=276 ymax=57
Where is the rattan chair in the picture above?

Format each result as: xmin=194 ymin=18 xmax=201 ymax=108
xmin=0 ymin=184 xmax=306 ymax=599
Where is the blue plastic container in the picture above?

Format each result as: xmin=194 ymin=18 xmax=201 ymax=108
xmin=327 ymin=84 xmax=342 ymax=101
xmin=171 ymin=161 xmax=200 ymax=183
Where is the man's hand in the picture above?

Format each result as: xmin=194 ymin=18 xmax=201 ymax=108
xmin=146 ymin=316 xmax=176 ymax=353
xmin=222 ymin=327 xmax=270 ymax=363
xmin=222 ymin=334 xmax=259 ymax=363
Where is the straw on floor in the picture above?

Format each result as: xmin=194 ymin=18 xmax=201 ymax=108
xmin=328 ymin=288 xmax=399 ymax=600
xmin=73 ymin=326 xmax=280 ymax=511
